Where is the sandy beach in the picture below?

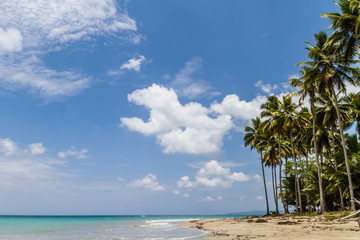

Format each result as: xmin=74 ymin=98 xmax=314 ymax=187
xmin=181 ymin=215 xmax=360 ymax=239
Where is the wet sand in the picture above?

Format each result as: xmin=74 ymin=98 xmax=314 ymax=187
xmin=181 ymin=215 xmax=360 ymax=239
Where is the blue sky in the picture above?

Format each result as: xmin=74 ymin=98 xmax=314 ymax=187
xmin=0 ymin=0 xmax=351 ymax=215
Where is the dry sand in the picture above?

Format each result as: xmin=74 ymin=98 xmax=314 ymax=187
xmin=181 ymin=215 xmax=360 ymax=239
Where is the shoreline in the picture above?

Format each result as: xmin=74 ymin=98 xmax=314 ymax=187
xmin=180 ymin=215 xmax=360 ymax=239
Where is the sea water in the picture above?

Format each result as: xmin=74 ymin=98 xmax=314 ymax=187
xmin=0 ymin=215 xmax=247 ymax=239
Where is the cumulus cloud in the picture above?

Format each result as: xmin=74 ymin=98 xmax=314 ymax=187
xmin=177 ymin=160 xmax=250 ymax=188
xmin=121 ymin=84 xmax=233 ymax=155
xmin=0 ymin=138 xmax=18 ymax=156
xmin=183 ymin=193 xmax=190 ymax=198
xmin=0 ymin=28 xmax=22 ymax=53
xmin=29 ymin=143 xmax=46 ymax=155
xmin=0 ymin=0 xmax=139 ymax=98
xmin=120 ymin=55 xmax=146 ymax=71
xmin=210 ymin=94 xmax=267 ymax=122
xmin=58 ymin=146 xmax=88 ymax=159
xmin=128 ymin=174 xmax=165 ymax=191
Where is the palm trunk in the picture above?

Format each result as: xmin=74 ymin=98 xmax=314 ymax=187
xmin=278 ymin=135 xmax=286 ymax=213
xmin=271 ymin=165 xmax=276 ymax=213
xmin=331 ymin=127 xmax=344 ymax=210
xmin=290 ymin=130 xmax=303 ymax=213
xmin=285 ymin=157 xmax=289 ymax=213
xmin=305 ymin=151 xmax=310 ymax=212
xmin=331 ymin=86 xmax=355 ymax=211
xmin=279 ymin=162 xmax=286 ymax=213
xmin=261 ymin=152 xmax=270 ymax=215
xmin=310 ymin=94 xmax=325 ymax=213
xmin=274 ymin=164 xmax=279 ymax=215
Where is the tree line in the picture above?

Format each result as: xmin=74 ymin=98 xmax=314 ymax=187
xmin=244 ymin=0 xmax=360 ymax=215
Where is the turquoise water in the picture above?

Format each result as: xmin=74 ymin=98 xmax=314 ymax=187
xmin=0 ymin=215 xmax=247 ymax=239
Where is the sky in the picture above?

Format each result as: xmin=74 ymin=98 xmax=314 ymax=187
xmin=0 ymin=0 xmax=355 ymax=215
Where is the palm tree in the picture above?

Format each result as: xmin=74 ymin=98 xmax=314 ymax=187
xmin=263 ymin=95 xmax=308 ymax=213
xmin=346 ymin=93 xmax=360 ymax=140
xmin=321 ymin=0 xmax=360 ymax=61
xmin=301 ymin=30 xmax=359 ymax=210
xmin=244 ymin=117 xmax=270 ymax=215
xmin=290 ymin=65 xmax=325 ymax=213
xmin=262 ymin=133 xmax=280 ymax=215
xmin=260 ymin=96 xmax=287 ymax=213
xmin=316 ymin=94 xmax=353 ymax=209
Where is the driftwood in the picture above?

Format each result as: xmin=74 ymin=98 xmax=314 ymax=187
xmin=340 ymin=198 xmax=360 ymax=221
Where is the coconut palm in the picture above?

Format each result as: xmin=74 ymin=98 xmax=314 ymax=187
xmin=316 ymin=95 xmax=353 ymax=209
xmin=263 ymin=95 xmax=308 ymax=213
xmin=346 ymin=93 xmax=360 ymax=140
xmin=301 ymin=30 xmax=359 ymax=210
xmin=290 ymin=65 xmax=325 ymax=213
xmin=244 ymin=117 xmax=270 ymax=215
xmin=321 ymin=0 xmax=360 ymax=61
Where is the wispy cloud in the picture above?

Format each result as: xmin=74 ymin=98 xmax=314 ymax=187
xmin=58 ymin=146 xmax=88 ymax=159
xmin=170 ymin=57 xmax=219 ymax=99
xmin=0 ymin=137 xmax=69 ymax=187
xmin=0 ymin=0 xmax=139 ymax=99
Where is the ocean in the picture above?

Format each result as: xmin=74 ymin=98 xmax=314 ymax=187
xmin=0 ymin=215 xmax=247 ymax=239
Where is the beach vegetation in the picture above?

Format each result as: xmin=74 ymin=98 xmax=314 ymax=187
xmin=244 ymin=0 xmax=360 ymax=215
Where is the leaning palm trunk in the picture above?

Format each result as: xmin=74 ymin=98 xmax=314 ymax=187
xmin=331 ymin=86 xmax=355 ymax=211
xmin=290 ymin=130 xmax=303 ymax=213
xmin=310 ymin=95 xmax=325 ymax=213
xmin=331 ymin=127 xmax=344 ymax=209
xmin=261 ymin=152 xmax=270 ymax=215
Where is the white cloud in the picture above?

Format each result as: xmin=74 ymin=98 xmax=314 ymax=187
xmin=0 ymin=55 xmax=91 ymax=98
xmin=253 ymin=174 xmax=262 ymax=182
xmin=173 ymin=190 xmax=180 ymax=195
xmin=256 ymin=195 xmax=264 ymax=200
xmin=0 ymin=0 xmax=139 ymax=98
xmin=177 ymin=176 xmax=196 ymax=188
xmin=0 ymin=137 xmax=69 ymax=186
xmin=255 ymin=80 xmax=278 ymax=94
xmin=0 ymin=138 xmax=18 ymax=156
xmin=211 ymin=94 xmax=267 ymax=122
xmin=0 ymin=0 xmax=137 ymax=49
xmin=121 ymin=84 xmax=233 ymax=155
xmin=0 ymin=28 xmax=22 ymax=53
xmin=29 ymin=143 xmax=46 ymax=155
xmin=183 ymin=193 xmax=190 ymax=198
xmin=128 ymin=174 xmax=165 ymax=191
xmin=202 ymin=196 xmax=215 ymax=202
xmin=217 ymin=196 xmax=223 ymax=200
xmin=170 ymin=57 xmax=216 ymax=99
xmin=120 ymin=55 xmax=145 ymax=72
xmin=178 ymin=160 xmax=250 ymax=188
xmin=58 ymin=146 xmax=88 ymax=159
